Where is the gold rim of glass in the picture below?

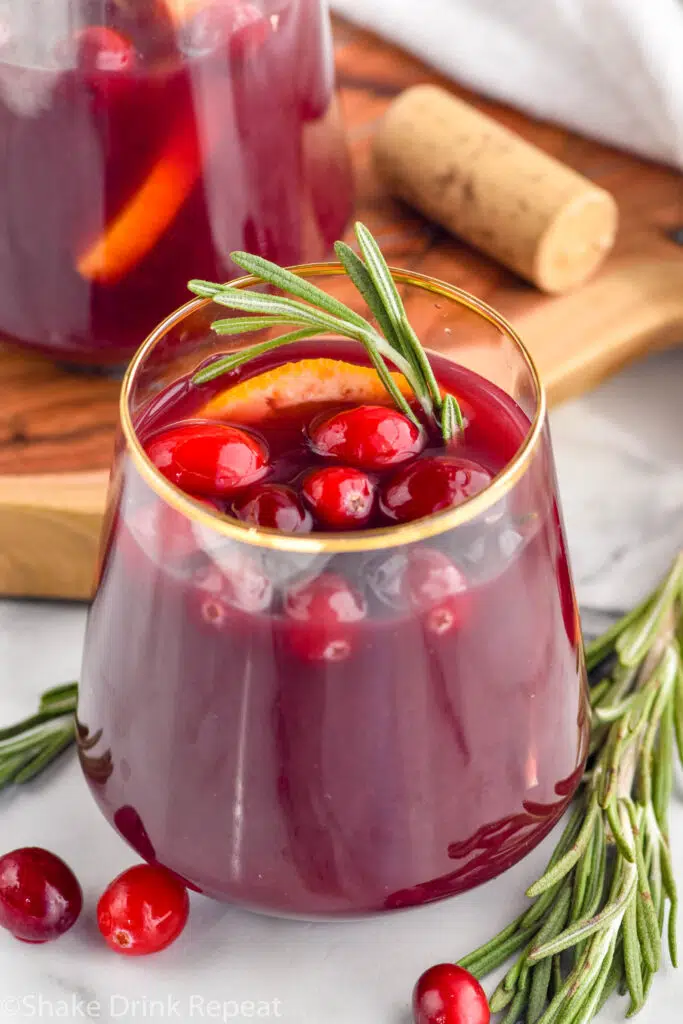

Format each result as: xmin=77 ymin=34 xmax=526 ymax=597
xmin=120 ymin=263 xmax=547 ymax=554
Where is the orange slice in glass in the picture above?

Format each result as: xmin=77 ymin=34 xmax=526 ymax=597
xmin=197 ymin=358 xmax=413 ymax=424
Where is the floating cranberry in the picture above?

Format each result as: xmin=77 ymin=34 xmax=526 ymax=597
xmin=381 ymin=456 xmax=492 ymax=523
xmin=145 ymin=422 xmax=268 ymax=498
xmin=310 ymin=405 xmax=424 ymax=470
xmin=97 ymin=864 xmax=189 ymax=957
xmin=284 ymin=573 xmax=366 ymax=662
xmin=0 ymin=848 xmax=82 ymax=944
xmin=302 ymin=466 xmax=375 ymax=529
xmin=233 ymin=483 xmax=312 ymax=533
xmin=194 ymin=588 xmax=232 ymax=631
xmin=404 ymin=548 xmax=470 ymax=636
xmin=76 ymin=26 xmax=136 ymax=72
xmin=192 ymin=551 xmax=273 ymax=626
xmin=413 ymin=963 xmax=490 ymax=1024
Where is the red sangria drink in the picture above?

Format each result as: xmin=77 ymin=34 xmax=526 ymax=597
xmin=79 ymin=231 xmax=589 ymax=916
xmin=0 ymin=0 xmax=351 ymax=365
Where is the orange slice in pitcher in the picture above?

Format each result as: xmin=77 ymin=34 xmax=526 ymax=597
xmin=197 ymin=358 xmax=414 ymax=424
xmin=77 ymin=118 xmax=200 ymax=285
xmin=162 ymin=0 xmax=204 ymax=23
xmin=77 ymin=1 xmax=267 ymax=285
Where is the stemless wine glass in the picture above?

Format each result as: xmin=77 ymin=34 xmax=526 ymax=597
xmin=0 ymin=0 xmax=351 ymax=365
xmin=78 ymin=265 xmax=589 ymax=918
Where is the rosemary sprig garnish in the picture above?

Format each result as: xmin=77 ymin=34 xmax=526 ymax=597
xmin=459 ymin=551 xmax=683 ymax=1023
xmin=187 ymin=222 xmax=462 ymax=443
xmin=0 ymin=683 xmax=77 ymax=789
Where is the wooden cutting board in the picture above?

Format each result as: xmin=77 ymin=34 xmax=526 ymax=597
xmin=1 ymin=19 xmax=682 ymax=602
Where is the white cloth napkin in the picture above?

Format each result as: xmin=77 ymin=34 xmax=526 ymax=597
xmin=331 ymin=0 xmax=683 ymax=170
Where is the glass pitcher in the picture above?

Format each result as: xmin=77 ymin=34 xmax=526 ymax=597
xmin=0 ymin=0 xmax=352 ymax=365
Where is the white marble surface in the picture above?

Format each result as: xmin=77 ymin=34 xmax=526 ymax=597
xmin=0 ymin=347 xmax=682 ymax=1024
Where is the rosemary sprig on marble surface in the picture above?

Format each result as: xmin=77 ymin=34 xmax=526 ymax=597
xmin=459 ymin=552 xmax=683 ymax=1023
xmin=0 ymin=683 xmax=77 ymax=790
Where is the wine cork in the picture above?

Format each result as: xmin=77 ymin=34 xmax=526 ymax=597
xmin=373 ymin=85 xmax=618 ymax=294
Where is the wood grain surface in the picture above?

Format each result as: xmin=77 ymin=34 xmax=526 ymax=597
xmin=1 ymin=17 xmax=682 ymax=600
